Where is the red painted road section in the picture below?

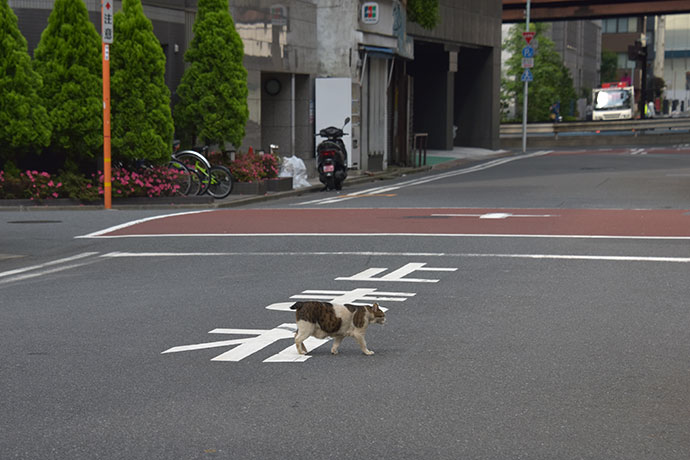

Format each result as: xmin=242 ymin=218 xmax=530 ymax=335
xmin=102 ymin=208 xmax=690 ymax=237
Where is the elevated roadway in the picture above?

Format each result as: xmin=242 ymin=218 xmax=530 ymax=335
xmin=503 ymin=0 xmax=690 ymax=22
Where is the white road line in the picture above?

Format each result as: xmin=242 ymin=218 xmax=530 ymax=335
xmin=75 ymin=210 xmax=211 ymax=238
xmin=0 ymin=252 xmax=99 ymax=279
xmin=296 ymin=150 xmax=552 ymax=205
xmin=92 ymin=233 xmax=690 ymax=240
xmin=0 ymin=252 xmax=101 ymax=285
xmin=99 ymin=251 xmax=690 ymax=263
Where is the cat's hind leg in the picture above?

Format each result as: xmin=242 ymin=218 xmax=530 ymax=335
xmin=353 ymin=332 xmax=374 ymax=355
xmin=294 ymin=321 xmax=314 ymax=354
xmin=330 ymin=336 xmax=344 ymax=355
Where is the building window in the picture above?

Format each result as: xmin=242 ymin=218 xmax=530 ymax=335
xmin=603 ymin=17 xmax=637 ymax=34
xmin=603 ymin=18 xmax=617 ymax=33
xmin=617 ymin=53 xmax=636 ymax=70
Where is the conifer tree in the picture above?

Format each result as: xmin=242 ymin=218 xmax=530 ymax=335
xmin=174 ymin=0 xmax=248 ymax=148
xmin=33 ymin=0 xmax=102 ymax=171
xmin=0 ymin=0 xmax=51 ymax=165
xmin=111 ymin=0 xmax=173 ymax=164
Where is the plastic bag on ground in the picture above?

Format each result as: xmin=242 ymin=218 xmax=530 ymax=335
xmin=279 ymin=155 xmax=311 ymax=188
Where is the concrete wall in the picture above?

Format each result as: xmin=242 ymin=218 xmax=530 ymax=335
xmin=407 ymin=0 xmax=502 ymax=49
xmin=408 ymin=0 xmax=502 ymax=150
xmin=315 ymin=0 xmax=358 ymax=77
xmin=231 ymin=1 xmax=318 ymax=154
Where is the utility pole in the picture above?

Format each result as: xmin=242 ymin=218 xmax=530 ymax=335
xmin=101 ymin=1 xmax=113 ymax=209
xmin=521 ymin=0 xmax=531 ymax=153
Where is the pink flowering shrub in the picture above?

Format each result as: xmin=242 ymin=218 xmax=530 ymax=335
xmin=228 ymin=151 xmax=280 ymax=182
xmin=0 ymin=170 xmax=63 ymax=200
xmin=0 ymin=166 xmax=185 ymax=201
xmin=23 ymin=170 xmax=63 ymax=200
xmin=228 ymin=151 xmax=262 ymax=182
xmin=260 ymin=153 xmax=280 ymax=179
xmin=93 ymin=166 xmax=185 ymax=198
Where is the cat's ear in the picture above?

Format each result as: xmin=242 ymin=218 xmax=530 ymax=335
xmin=372 ymin=302 xmax=380 ymax=311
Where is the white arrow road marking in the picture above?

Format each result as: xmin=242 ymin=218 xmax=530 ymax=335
xmin=162 ymin=324 xmax=332 ymax=362
xmin=335 ymin=262 xmax=457 ymax=283
xmin=432 ymin=212 xmax=558 ymax=219
xmin=264 ymin=337 xmax=331 ymax=363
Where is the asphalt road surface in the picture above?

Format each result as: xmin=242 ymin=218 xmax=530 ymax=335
xmin=1 ymin=146 xmax=689 ymax=459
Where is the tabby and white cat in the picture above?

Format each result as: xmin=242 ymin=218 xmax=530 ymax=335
xmin=290 ymin=301 xmax=386 ymax=355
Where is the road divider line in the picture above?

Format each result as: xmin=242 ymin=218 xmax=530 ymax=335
xmin=99 ymin=251 xmax=690 ymax=263
xmin=0 ymin=252 xmax=99 ymax=279
xmin=0 ymin=261 xmax=99 ymax=285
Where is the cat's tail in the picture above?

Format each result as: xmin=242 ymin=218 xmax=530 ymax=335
xmin=289 ymin=302 xmax=304 ymax=310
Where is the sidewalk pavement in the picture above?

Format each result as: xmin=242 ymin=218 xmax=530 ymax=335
xmin=0 ymin=147 xmax=512 ymax=211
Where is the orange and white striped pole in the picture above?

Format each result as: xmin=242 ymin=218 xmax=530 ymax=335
xmin=101 ymin=1 xmax=113 ymax=209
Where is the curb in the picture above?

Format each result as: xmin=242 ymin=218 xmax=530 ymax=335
xmin=0 ymin=153 xmax=513 ymax=211
xmin=213 ymin=164 xmax=434 ymax=209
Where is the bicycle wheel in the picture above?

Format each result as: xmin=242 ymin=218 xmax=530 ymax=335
xmin=207 ymin=165 xmax=234 ymax=199
xmin=166 ymin=160 xmax=193 ymax=196
xmin=173 ymin=150 xmax=211 ymax=195
xmin=187 ymin=168 xmax=203 ymax=196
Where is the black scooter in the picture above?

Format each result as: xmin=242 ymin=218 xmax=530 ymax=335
xmin=316 ymin=117 xmax=349 ymax=191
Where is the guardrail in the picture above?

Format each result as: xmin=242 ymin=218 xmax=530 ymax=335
xmin=501 ymin=118 xmax=690 ymax=138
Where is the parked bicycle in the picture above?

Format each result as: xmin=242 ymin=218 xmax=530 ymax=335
xmin=172 ymin=142 xmax=234 ymax=199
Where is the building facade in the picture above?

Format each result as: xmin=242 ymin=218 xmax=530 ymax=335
xmin=661 ymin=14 xmax=690 ymax=113
xmin=9 ymin=0 xmax=502 ymax=171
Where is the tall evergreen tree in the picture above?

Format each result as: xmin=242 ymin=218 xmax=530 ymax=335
xmin=111 ymin=0 xmax=174 ymax=164
xmin=0 ymin=0 xmax=51 ymax=165
xmin=600 ymin=49 xmax=618 ymax=83
xmin=502 ymin=23 xmax=578 ymax=122
xmin=33 ymin=0 xmax=102 ymax=171
xmin=174 ymin=0 xmax=248 ymax=148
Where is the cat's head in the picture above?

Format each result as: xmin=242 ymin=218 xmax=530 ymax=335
xmin=367 ymin=302 xmax=386 ymax=324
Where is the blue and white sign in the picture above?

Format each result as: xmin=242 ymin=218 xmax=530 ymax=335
xmin=521 ymin=69 xmax=533 ymax=82
xmin=522 ymin=46 xmax=534 ymax=58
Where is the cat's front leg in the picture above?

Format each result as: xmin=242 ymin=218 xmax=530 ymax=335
xmin=353 ymin=332 xmax=374 ymax=355
xmin=331 ymin=336 xmax=344 ymax=355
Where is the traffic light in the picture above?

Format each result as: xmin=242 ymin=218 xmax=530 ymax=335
xmin=628 ymin=40 xmax=647 ymax=62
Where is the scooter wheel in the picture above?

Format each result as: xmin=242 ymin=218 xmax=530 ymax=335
xmin=326 ymin=176 xmax=335 ymax=191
